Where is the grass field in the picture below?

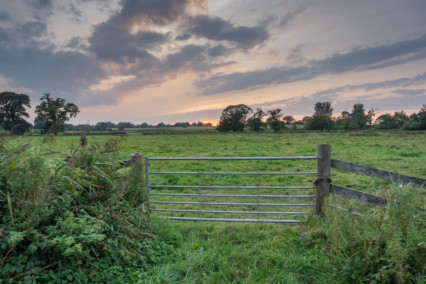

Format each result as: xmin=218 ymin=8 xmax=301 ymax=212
xmin=8 ymin=130 xmax=426 ymax=283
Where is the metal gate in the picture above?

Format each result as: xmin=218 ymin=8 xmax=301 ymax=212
xmin=146 ymin=156 xmax=317 ymax=223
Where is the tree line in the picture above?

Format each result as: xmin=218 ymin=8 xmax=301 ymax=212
xmin=0 ymin=91 xmax=212 ymax=135
xmin=216 ymin=102 xmax=426 ymax=132
xmin=0 ymin=92 xmax=79 ymax=135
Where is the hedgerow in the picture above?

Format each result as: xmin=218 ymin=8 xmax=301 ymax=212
xmin=0 ymin=137 xmax=171 ymax=283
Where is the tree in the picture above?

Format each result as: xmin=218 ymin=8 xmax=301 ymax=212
xmin=367 ymin=107 xmax=377 ymax=129
xmin=305 ymin=102 xmax=335 ymax=132
xmin=217 ymin=104 xmax=252 ymax=132
xmin=403 ymin=104 xmax=426 ymax=130
xmin=0 ymin=92 xmax=31 ymax=133
xmin=283 ymin=115 xmax=295 ymax=124
xmin=392 ymin=111 xmax=409 ymax=128
xmin=304 ymin=115 xmax=335 ymax=132
xmin=350 ymin=103 xmax=368 ymax=129
xmin=247 ymin=108 xmax=266 ymax=132
xmin=267 ymin=109 xmax=285 ymax=132
xmin=375 ymin=113 xmax=395 ymax=129
xmin=34 ymin=94 xmax=80 ymax=135
xmin=314 ymin=102 xmax=333 ymax=116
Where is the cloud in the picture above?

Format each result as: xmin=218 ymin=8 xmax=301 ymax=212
xmin=185 ymin=15 xmax=270 ymax=49
xmin=20 ymin=21 xmax=47 ymax=37
xmin=196 ymin=34 xmax=426 ymax=94
xmin=279 ymin=7 xmax=306 ymax=29
xmin=256 ymin=73 xmax=426 ymax=116
xmin=0 ymin=10 xmax=11 ymax=21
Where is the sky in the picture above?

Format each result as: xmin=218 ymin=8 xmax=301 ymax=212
xmin=0 ymin=0 xmax=426 ymax=125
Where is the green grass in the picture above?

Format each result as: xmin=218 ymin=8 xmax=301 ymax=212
xmin=7 ymin=130 xmax=426 ymax=283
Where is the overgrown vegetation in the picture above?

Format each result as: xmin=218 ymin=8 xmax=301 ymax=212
xmin=0 ymin=137 xmax=172 ymax=282
xmin=306 ymin=184 xmax=425 ymax=283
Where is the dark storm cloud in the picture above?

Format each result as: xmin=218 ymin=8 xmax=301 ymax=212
xmin=27 ymin=0 xmax=53 ymax=9
xmin=185 ymin=15 xmax=269 ymax=49
xmin=0 ymin=46 xmax=105 ymax=102
xmin=0 ymin=10 xmax=11 ymax=21
xmin=88 ymin=19 xmax=168 ymax=63
xmin=197 ymin=34 xmax=426 ymax=94
xmin=87 ymin=0 xmax=207 ymax=63
xmin=20 ymin=21 xmax=47 ymax=37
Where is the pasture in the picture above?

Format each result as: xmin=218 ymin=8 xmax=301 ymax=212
xmin=7 ymin=130 xmax=426 ymax=283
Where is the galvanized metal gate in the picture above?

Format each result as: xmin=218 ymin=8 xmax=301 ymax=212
xmin=145 ymin=156 xmax=317 ymax=223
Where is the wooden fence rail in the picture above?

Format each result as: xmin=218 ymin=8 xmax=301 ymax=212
xmin=315 ymin=144 xmax=426 ymax=216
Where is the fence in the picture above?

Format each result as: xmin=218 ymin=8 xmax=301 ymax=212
xmin=122 ymin=145 xmax=425 ymax=222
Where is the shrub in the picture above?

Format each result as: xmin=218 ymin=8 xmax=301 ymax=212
xmin=0 ymin=138 xmax=168 ymax=282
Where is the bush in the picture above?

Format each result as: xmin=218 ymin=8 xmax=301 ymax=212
xmin=306 ymin=184 xmax=425 ymax=283
xmin=0 ymin=138 xmax=169 ymax=282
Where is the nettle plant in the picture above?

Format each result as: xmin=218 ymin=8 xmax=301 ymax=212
xmin=0 ymin=137 xmax=166 ymax=283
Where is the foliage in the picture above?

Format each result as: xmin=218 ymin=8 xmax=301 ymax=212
xmin=403 ymin=105 xmax=426 ymax=130
xmin=0 ymin=92 xmax=31 ymax=133
xmin=314 ymin=101 xmax=333 ymax=116
xmin=0 ymin=138 xmax=168 ymax=282
xmin=305 ymin=115 xmax=335 ymax=132
xmin=267 ymin=109 xmax=286 ymax=132
xmin=217 ymin=104 xmax=252 ymax=132
xmin=247 ymin=108 xmax=266 ymax=132
xmin=34 ymin=94 xmax=80 ymax=135
xmin=283 ymin=115 xmax=295 ymax=124
xmin=307 ymin=184 xmax=425 ymax=283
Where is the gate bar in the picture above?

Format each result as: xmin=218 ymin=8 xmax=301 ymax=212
xmin=152 ymin=201 xmax=314 ymax=206
xmin=150 ymin=185 xmax=314 ymax=189
xmin=150 ymin=193 xmax=315 ymax=198
xmin=152 ymin=209 xmax=309 ymax=215
xmin=149 ymin=171 xmax=316 ymax=175
xmin=157 ymin=217 xmax=302 ymax=223
xmin=149 ymin=156 xmax=316 ymax=161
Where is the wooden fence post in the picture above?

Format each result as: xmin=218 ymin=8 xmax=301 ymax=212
xmin=130 ymin=152 xmax=143 ymax=168
xmin=316 ymin=145 xmax=331 ymax=217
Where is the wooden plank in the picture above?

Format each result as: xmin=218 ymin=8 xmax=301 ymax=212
xmin=331 ymin=184 xmax=388 ymax=207
xmin=331 ymin=159 xmax=426 ymax=188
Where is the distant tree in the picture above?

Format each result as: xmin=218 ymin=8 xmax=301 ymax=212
xmin=0 ymin=91 xmax=31 ymax=133
xmin=117 ymin=122 xmax=135 ymax=129
xmin=402 ymin=104 xmax=426 ymax=130
xmin=267 ymin=109 xmax=285 ymax=132
xmin=367 ymin=107 xmax=377 ymax=129
xmin=94 ymin=122 xmax=109 ymax=131
xmin=350 ymin=103 xmax=368 ymax=129
xmin=340 ymin=111 xmax=350 ymax=119
xmin=217 ymin=104 xmax=252 ymax=132
xmin=34 ymin=94 xmax=79 ymax=135
xmin=392 ymin=111 xmax=409 ymax=128
xmin=375 ymin=113 xmax=395 ymax=129
xmin=304 ymin=115 xmax=335 ymax=132
xmin=314 ymin=102 xmax=333 ymax=116
xmin=247 ymin=108 xmax=266 ymax=132
xmin=283 ymin=115 xmax=295 ymax=124
xmin=305 ymin=102 xmax=335 ymax=132
xmin=140 ymin=122 xmax=150 ymax=128
xmin=156 ymin=122 xmax=165 ymax=128
xmin=302 ymin=116 xmax=311 ymax=124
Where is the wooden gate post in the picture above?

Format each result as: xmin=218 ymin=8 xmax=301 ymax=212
xmin=315 ymin=145 xmax=331 ymax=217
